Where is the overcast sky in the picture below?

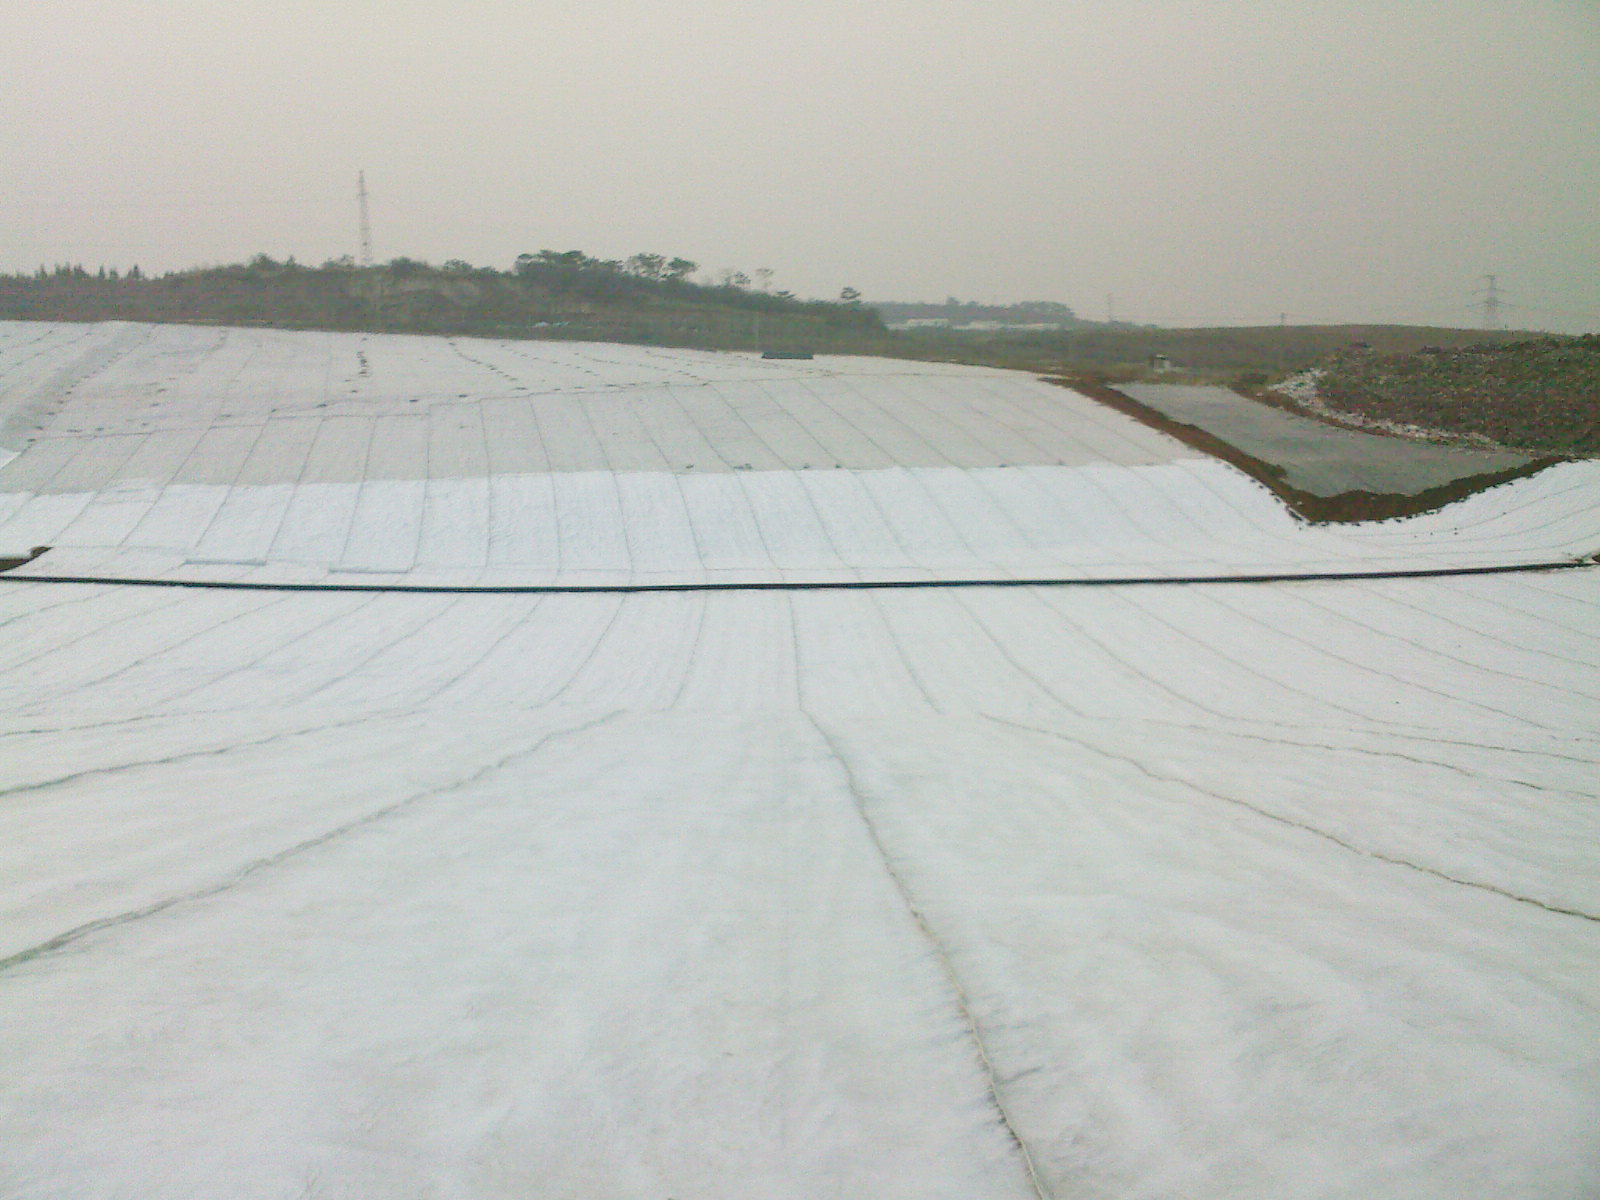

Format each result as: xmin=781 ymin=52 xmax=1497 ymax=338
xmin=4 ymin=1 xmax=1596 ymax=330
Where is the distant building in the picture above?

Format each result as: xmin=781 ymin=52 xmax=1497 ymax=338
xmin=888 ymin=318 xmax=1077 ymax=333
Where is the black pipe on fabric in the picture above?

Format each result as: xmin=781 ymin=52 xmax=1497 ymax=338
xmin=0 ymin=557 xmax=1594 ymax=595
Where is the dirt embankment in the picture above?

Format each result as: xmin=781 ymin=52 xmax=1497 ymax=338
xmin=1285 ymin=335 xmax=1600 ymax=456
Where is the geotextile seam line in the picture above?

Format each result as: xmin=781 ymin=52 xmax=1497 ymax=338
xmin=0 ymin=558 xmax=1595 ymax=595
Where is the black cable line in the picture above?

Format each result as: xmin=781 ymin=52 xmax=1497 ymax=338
xmin=0 ymin=556 xmax=1594 ymax=596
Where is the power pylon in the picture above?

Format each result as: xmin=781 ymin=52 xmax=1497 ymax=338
xmin=357 ymin=171 xmax=373 ymax=268
xmin=1478 ymin=274 xmax=1503 ymax=330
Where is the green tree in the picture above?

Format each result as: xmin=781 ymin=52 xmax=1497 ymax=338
xmin=625 ymin=253 xmax=666 ymax=280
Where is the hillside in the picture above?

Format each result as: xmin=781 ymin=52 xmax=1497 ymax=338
xmin=879 ymin=321 xmax=1535 ymax=377
xmin=9 ymin=264 xmax=1590 ymax=458
xmin=0 ymin=254 xmax=884 ymax=352
xmin=1277 ymin=335 xmax=1600 ymax=455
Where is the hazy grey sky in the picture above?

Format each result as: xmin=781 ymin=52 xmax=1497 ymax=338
xmin=5 ymin=1 xmax=1597 ymax=330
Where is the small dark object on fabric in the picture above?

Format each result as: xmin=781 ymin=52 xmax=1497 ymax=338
xmin=0 ymin=546 xmax=49 ymax=573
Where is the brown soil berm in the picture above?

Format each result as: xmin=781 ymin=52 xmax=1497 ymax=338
xmin=1050 ymin=376 xmax=1565 ymax=525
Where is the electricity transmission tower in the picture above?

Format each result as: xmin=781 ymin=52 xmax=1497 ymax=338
xmin=1477 ymin=274 xmax=1504 ymax=330
xmin=357 ymin=171 xmax=373 ymax=267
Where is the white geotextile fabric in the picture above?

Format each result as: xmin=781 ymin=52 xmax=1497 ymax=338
xmin=4 ymin=460 xmax=1598 ymax=586
xmin=2 ymin=323 xmax=1598 ymax=1199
